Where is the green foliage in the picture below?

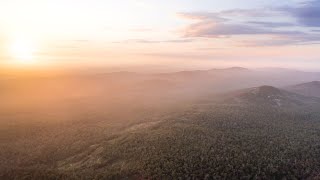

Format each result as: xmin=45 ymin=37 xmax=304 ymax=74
xmin=2 ymin=98 xmax=320 ymax=179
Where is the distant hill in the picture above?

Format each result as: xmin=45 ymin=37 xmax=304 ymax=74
xmin=223 ymin=85 xmax=320 ymax=109
xmin=285 ymin=81 xmax=320 ymax=98
xmin=208 ymin=67 xmax=250 ymax=72
xmin=158 ymin=67 xmax=250 ymax=76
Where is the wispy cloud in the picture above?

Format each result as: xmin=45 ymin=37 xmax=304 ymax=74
xmin=177 ymin=12 xmax=227 ymax=22
xmin=282 ymin=0 xmax=320 ymax=27
xmin=113 ymin=39 xmax=194 ymax=44
xmin=129 ymin=28 xmax=153 ymax=32
xmin=179 ymin=0 xmax=320 ymax=46
xmin=247 ymin=21 xmax=295 ymax=28
xmin=182 ymin=20 xmax=302 ymax=38
xmin=141 ymin=52 xmax=222 ymax=60
xmin=242 ymin=33 xmax=320 ymax=46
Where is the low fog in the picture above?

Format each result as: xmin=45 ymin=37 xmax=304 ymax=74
xmin=2 ymin=67 xmax=320 ymax=110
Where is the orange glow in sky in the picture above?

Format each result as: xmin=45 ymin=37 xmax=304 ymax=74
xmin=0 ymin=0 xmax=319 ymax=71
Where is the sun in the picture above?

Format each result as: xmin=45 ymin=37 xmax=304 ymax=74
xmin=9 ymin=37 xmax=37 ymax=64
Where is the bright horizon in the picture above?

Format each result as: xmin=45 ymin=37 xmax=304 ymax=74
xmin=0 ymin=0 xmax=320 ymax=71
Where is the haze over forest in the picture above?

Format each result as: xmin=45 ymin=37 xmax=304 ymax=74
xmin=1 ymin=0 xmax=320 ymax=179
xmin=2 ymin=67 xmax=320 ymax=179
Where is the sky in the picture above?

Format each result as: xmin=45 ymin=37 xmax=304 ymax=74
xmin=0 ymin=0 xmax=319 ymax=71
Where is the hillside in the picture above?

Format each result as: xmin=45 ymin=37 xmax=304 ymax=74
xmin=2 ymin=85 xmax=320 ymax=179
xmin=224 ymin=85 xmax=320 ymax=109
xmin=286 ymin=81 xmax=320 ymax=98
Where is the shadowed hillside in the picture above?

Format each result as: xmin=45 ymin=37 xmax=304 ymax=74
xmin=224 ymin=85 xmax=320 ymax=109
xmin=2 ymin=79 xmax=320 ymax=179
xmin=286 ymin=81 xmax=320 ymax=98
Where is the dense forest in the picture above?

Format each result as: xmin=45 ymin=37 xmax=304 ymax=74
xmin=2 ymin=81 xmax=320 ymax=179
xmin=0 ymin=68 xmax=320 ymax=180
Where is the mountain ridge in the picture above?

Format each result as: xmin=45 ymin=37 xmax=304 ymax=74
xmin=223 ymin=85 xmax=320 ymax=109
xmin=285 ymin=81 xmax=320 ymax=98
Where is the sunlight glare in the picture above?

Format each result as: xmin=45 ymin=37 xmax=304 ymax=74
xmin=9 ymin=37 xmax=37 ymax=64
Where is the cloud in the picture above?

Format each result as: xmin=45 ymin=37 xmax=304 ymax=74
xmin=179 ymin=1 xmax=320 ymax=46
xmin=141 ymin=52 xmax=222 ymax=60
xmin=247 ymin=21 xmax=295 ymax=28
xmin=283 ymin=0 xmax=320 ymax=27
xmin=183 ymin=21 xmax=302 ymax=38
xmin=218 ymin=8 xmax=279 ymax=17
xmin=130 ymin=28 xmax=153 ymax=32
xmin=242 ymin=33 xmax=320 ymax=46
xmin=113 ymin=39 xmax=194 ymax=44
xmin=177 ymin=12 xmax=227 ymax=22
